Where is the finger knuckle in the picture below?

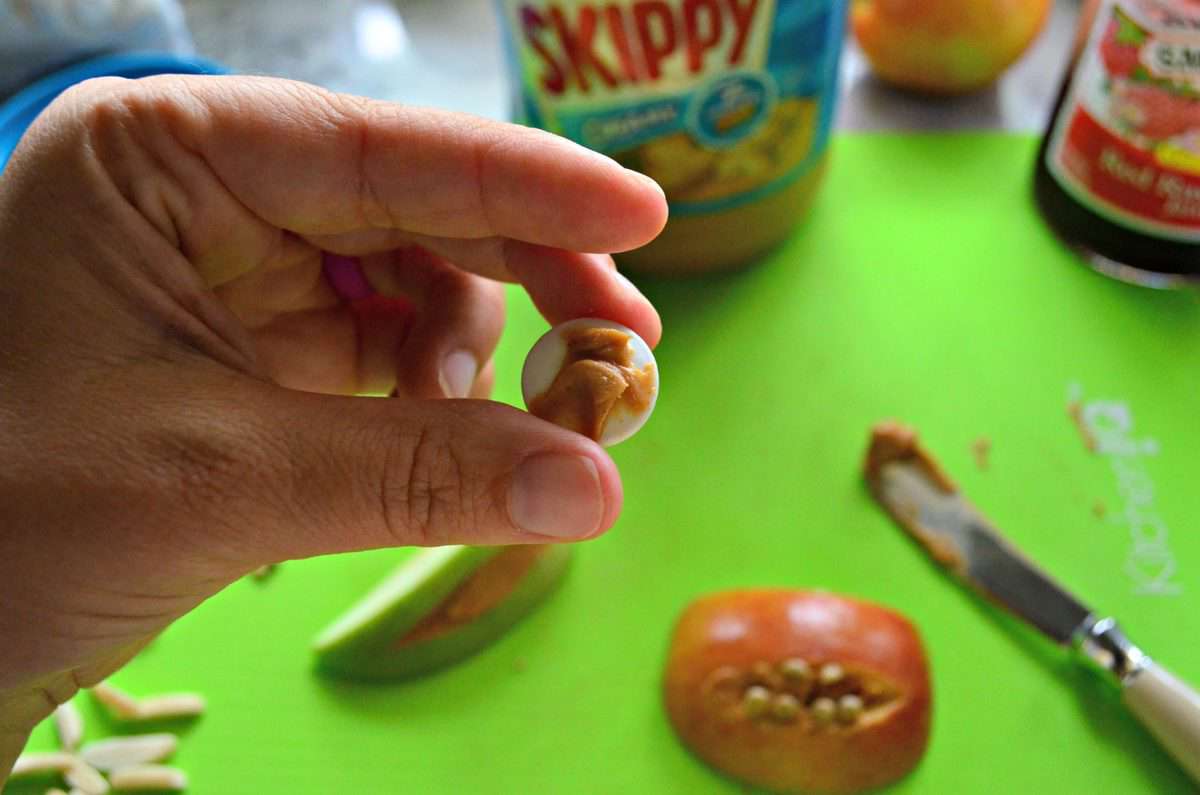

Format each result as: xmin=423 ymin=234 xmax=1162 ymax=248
xmin=20 ymin=78 xmax=140 ymax=173
xmin=382 ymin=423 xmax=473 ymax=546
xmin=321 ymin=93 xmax=397 ymax=231
xmin=229 ymin=83 xmax=394 ymax=232
xmin=56 ymin=76 xmax=131 ymax=112
xmin=70 ymin=78 xmax=172 ymax=145
xmin=61 ymin=77 xmax=201 ymax=210
xmin=163 ymin=428 xmax=250 ymax=509
xmin=148 ymin=403 xmax=271 ymax=522
xmin=470 ymin=131 xmax=510 ymax=235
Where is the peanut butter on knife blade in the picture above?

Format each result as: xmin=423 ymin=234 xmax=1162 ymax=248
xmin=862 ymin=421 xmax=1200 ymax=785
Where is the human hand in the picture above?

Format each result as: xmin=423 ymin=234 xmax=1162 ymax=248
xmin=0 ymin=75 xmax=666 ymax=770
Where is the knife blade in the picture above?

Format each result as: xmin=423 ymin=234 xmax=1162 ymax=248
xmin=864 ymin=422 xmax=1200 ymax=783
xmin=874 ymin=461 xmax=1092 ymax=645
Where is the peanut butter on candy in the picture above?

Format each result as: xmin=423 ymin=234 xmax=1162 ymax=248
xmin=527 ymin=327 xmax=656 ymax=442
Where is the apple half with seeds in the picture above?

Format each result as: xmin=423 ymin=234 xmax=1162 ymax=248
xmin=314 ymin=544 xmax=572 ymax=681
xmin=664 ymin=590 xmax=931 ymax=794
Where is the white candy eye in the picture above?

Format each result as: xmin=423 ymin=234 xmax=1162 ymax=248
xmin=521 ymin=318 xmax=659 ymax=446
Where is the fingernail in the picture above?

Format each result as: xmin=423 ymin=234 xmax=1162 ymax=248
xmin=626 ymin=168 xmax=665 ymax=199
xmin=509 ymin=454 xmax=604 ymax=538
xmin=439 ymin=349 xmax=478 ymax=399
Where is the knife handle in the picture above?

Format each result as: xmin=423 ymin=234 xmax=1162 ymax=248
xmin=1123 ymin=662 xmax=1200 ymax=783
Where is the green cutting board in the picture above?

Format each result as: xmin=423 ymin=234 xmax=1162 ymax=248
xmin=8 ymin=133 xmax=1200 ymax=794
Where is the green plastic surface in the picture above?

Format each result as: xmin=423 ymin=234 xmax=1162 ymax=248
xmin=7 ymin=132 xmax=1199 ymax=794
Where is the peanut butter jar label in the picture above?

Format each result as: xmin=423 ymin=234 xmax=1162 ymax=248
xmin=496 ymin=0 xmax=846 ymax=215
xmin=1047 ymin=0 xmax=1200 ymax=241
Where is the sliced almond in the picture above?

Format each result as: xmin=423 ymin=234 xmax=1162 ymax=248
xmin=54 ymin=701 xmax=85 ymax=752
xmin=45 ymin=788 xmax=70 ymax=795
xmin=64 ymin=760 xmax=109 ymax=794
xmin=108 ymin=764 xmax=188 ymax=791
xmin=90 ymin=683 xmax=205 ymax=722
xmin=90 ymin=683 xmax=141 ymax=721
xmin=10 ymin=751 xmax=76 ymax=778
xmin=133 ymin=693 xmax=205 ymax=721
xmin=80 ymin=734 xmax=177 ymax=772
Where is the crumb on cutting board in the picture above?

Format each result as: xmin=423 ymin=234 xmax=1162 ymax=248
xmin=1067 ymin=400 xmax=1097 ymax=453
xmin=250 ymin=564 xmax=278 ymax=582
xmin=970 ymin=436 xmax=991 ymax=471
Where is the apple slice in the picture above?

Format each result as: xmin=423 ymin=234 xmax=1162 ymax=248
xmin=314 ymin=544 xmax=572 ymax=681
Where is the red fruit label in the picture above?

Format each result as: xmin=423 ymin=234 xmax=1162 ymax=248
xmin=1047 ymin=0 xmax=1200 ymax=241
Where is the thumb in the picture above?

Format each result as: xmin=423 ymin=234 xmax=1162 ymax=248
xmin=229 ymin=380 xmax=622 ymax=563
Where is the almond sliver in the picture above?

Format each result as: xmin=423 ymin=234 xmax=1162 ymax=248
xmin=133 ymin=694 xmax=205 ymax=721
xmin=90 ymin=683 xmax=205 ymax=722
xmin=108 ymin=764 xmax=188 ymax=791
xmin=90 ymin=683 xmax=141 ymax=721
xmin=54 ymin=701 xmax=85 ymax=752
xmin=10 ymin=751 xmax=76 ymax=778
xmin=64 ymin=760 xmax=109 ymax=794
xmin=80 ymin=734 xmax=177 ymax=772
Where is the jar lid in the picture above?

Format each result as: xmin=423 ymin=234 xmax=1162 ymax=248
xmin=0 ymin=52 xmax=226 ymax=173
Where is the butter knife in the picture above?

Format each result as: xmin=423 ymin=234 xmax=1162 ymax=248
xmin=864 ymin=422 xmax=1200 ymax=782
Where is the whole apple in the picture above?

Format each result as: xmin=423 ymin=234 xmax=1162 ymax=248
xmin=852 ymin=0 xmax=1052 ymax=95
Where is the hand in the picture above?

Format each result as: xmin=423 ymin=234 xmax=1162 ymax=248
xmin=0 ymin=75 xmax=666 ymax=772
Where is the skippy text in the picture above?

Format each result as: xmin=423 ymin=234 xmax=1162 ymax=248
xmin=516 ymin=0 xmax=765 ymax=95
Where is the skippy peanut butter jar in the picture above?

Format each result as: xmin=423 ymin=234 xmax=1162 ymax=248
xmin=495 ymin=1 xmax=848 ymax=274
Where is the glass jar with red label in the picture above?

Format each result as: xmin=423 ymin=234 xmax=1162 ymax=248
xmin=1035 ymin=0 xmax=1200 ymax=286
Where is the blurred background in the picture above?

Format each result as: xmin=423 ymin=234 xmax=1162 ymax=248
xmin=175 ymin=0 xmax=1079 ymax=132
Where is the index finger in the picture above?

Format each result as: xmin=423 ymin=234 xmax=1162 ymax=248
xmin=135 ymin=76 xmax=668 ymax=253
